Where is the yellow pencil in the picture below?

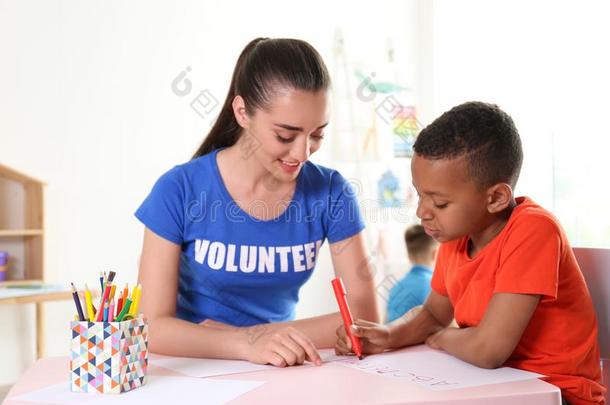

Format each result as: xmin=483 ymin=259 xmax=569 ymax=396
xmin=84 ymin=284 xmax=95 ymax=321
xmin=110 ymin=284 xmax=117 ymax=301
xmin=128 ymin=284 xmax=141 ymax=317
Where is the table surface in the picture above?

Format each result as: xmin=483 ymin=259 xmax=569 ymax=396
xmin=5 ymin=349 xmax=562 ymax=405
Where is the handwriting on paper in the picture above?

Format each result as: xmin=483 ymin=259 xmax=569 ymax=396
xmin=335 ymin=356 xmax=458 ymax=388
xmin=333 ymin=346 xmax=543 ymax=391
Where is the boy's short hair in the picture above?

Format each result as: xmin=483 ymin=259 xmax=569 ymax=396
xmin=413 ymin=101 xmax=523 ymax=189
xmin=404 ymin=225 xmax=437 ymax=258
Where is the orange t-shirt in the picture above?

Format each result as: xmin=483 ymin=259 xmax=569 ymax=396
xmin=431 ymin=197 xmax=606 ymax=405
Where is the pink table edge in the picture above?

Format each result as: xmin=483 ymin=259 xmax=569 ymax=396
xmin=6 ymin=351 xmax=561 ymax=405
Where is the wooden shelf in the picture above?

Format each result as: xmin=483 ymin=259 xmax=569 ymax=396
xmin=0 ymin=229 xmax=44 ymax=237
xmin=0 ymin=163 xmax=47 ymax=358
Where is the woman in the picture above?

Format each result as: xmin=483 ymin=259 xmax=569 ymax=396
xmin=136 ymin=37 xmax=379 ymax=367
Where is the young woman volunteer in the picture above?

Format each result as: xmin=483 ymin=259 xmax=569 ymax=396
xmin=136 ymin=37 xmax=378 ymax=367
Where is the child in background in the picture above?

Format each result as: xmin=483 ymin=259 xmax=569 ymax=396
xmin=386 ymin=225 xmax=437 ymax=322
xmin=335 ymin=102 xmax=605 ymax=405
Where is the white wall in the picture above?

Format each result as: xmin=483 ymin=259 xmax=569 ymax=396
xmin=0 ymin=0 xmax=421 ymax=384
xmin=430 ymin=0 xmax=610 ymax=246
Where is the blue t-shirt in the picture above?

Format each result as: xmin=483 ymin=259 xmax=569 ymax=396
xmin=386 ymin=265 xmax=433 ymax=323
xmin=135 ymin=148 xmax=365 ymax=326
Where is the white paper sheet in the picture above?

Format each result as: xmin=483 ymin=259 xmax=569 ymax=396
xmin=9 ymin=376 xmax=264 ymax=405
xmin=150 ymin=356 xmax=275 ymax=378
xmin=333 ymin=346 xmax=544 ymax=391
xmin=319 ymin=349 xmax=351 ymax=363
xmin=150 ymin=349 xmax=346 ymax=378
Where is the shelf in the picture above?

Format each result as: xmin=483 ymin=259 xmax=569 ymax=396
xmin=0 ymin=229 xmax=44 ymax=237
xmin=1 ymin=163 xmax=47 ymax=358
xmin=0 ymin=280 xmax=67 ymax=304
xmin=0 ymin=279 xmax=98 ymax=304
xmin=0 ymin=290 xmax=73 ymax=305
xmin=0 ymin=279 xmax=44 ymax=287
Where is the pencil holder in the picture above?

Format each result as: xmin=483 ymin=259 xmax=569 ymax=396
xmin=69 ymin=316 xmax=148 ymax=394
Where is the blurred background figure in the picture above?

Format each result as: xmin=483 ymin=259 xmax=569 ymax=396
xmin=386 ymin=224 xmax=437 ymax=322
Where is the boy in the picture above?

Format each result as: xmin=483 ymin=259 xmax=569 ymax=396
xmin=335 ymin=102 xmax=605 ymax=405
xmin=386 ymin=225 xmax=437 ymax=322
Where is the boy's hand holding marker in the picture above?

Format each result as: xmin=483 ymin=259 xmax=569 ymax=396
xmin=334 ymin=320 xmax=392 ymax=356
xmin=331 ymin=277 xmax=365 ymax=359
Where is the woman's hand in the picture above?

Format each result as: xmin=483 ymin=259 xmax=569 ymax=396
xmin=245 ymin=326 xmax=322 ymax=367
xmin=335 ymin=319 xmax=392 ymax=356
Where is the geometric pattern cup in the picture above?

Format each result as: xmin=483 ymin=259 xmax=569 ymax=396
xmin=70 ymin=316 xmax=148 ymax=394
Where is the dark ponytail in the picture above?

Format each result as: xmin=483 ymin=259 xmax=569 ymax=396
xmin=192 ymin=37 xmax=331 ymax=159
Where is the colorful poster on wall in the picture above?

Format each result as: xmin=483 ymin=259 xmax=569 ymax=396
xmin=375 ymin=95 xmax=420 ymax=158
xmin=377 ymin=170 xmax=401 ymax=208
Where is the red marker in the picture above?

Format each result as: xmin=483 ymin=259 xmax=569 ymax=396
xmin=331 ymin=277 xmax=363 ymax=360
xmin=96 ymin=271 xmax=116 ymax=322
xmin=96 ymin=282 xmax=112 ymax=322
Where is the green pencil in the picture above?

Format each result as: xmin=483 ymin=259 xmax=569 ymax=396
xmin=115 ymin=298 xmax=132 ymax=322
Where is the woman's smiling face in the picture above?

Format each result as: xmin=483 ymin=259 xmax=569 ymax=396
xmin=234 ymin=87 xmax=330 ymax=183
